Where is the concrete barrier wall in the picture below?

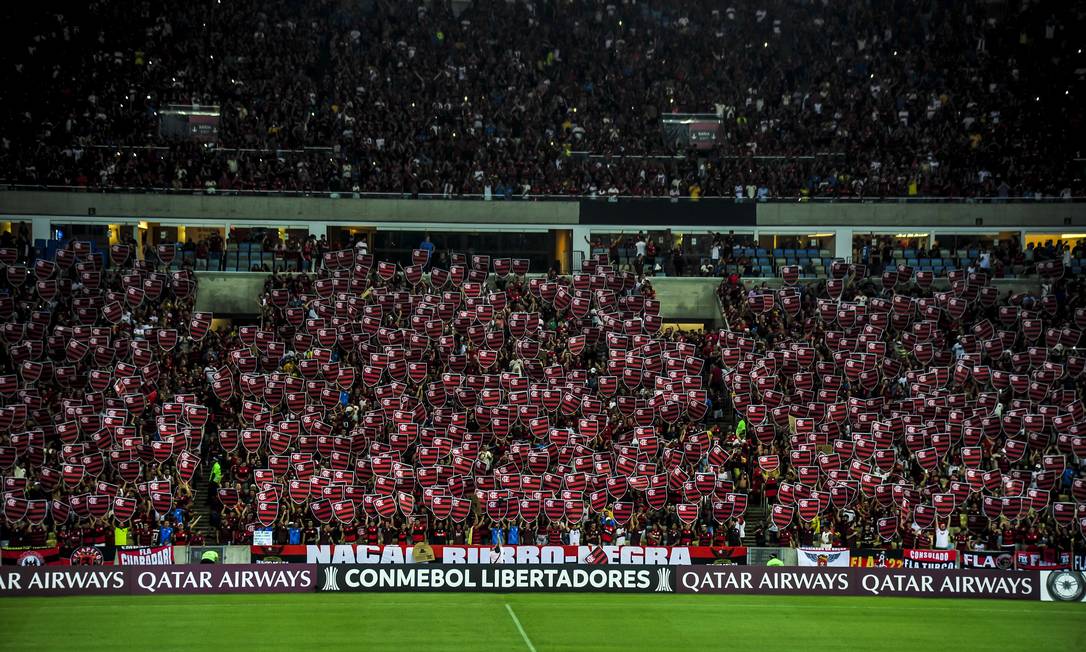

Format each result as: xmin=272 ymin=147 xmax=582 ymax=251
xmin=193 ymin=272 xmax=729 ymax=320
xmin=756 ymin=201 xmax=1084 ymax=227
xmin=5 ymin=190 xmax=1083 ymax=228
xmin=0 ymin=191 xmax=579 ymax=225
xmin=195 ymin=272 xmax=267 ymax=315
xmin=646 ymin=277 xmax=725 ymax=322
xmin=195 ymin=272 xmax=1042 ymax=319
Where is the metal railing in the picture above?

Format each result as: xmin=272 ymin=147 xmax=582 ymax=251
xmin=183 ymin=248 xmax=309 ymax=272
xmin=2 ymin=183 xmax=1083 ymax=203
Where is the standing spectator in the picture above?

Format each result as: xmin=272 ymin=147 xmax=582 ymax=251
xmin=645 ymin=239 xmax=657 ymax=276
xmin=208 ymin=457 xmax=222 ymax=506
xmin=608 ymin=233 xmax=623 ymax=267
xmin=196 ymin=238 xmax=209 ymax=270
xmin=419 ymin=234 xmax=435 ymax=269
xmin=303 ymin=236 xmax=316 ymax=272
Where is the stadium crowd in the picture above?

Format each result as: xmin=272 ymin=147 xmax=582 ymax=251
xmin=1 ymin=236 xmax=1084 ymax=563
xmin=717 ymin=262 xmax=1086 ymax=556
xmin=0 ymin=238 xmax=209 ymax=552
xmin=2 ymin=0 xmax=1083 ymax=198
xmin=205 ymin=257 xmax=749 ymax=548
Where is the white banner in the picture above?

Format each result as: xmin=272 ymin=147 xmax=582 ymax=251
xmin=116 ymin=546 xmax=175 ymax=566
xmin=797 ymin=548 xmax=851 ymax=567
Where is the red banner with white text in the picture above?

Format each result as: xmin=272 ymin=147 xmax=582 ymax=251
xmin=1014 ymin=550 xmax=1071 ymax=571
xmin=902 ymin=549 xmax=958 ymax=569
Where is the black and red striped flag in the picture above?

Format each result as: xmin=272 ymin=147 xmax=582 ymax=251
xmin=585 ymin=545 xmax=608 ymax=565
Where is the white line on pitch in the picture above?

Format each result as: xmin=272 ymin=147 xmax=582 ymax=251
xmin=505 ymin=603 xmax=538 ymax=652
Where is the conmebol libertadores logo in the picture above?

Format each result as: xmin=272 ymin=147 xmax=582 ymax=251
xmin=322 ymin=567 xmax=341 ymax=592
xmin=655 ymin=568 xmax=673 ymax=592
xmin=312 ymin=565 xmax=662 ymax=593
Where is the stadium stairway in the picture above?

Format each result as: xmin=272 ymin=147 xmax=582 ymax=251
xmin=741 ymin=505 xmax=767 ymax=547
xmin=189 ymin=475 xmax=217 ymax=541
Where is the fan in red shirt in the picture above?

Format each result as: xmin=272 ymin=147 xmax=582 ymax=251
xmin=365 ymin=522 xmax=380 ymax=545
xmin=410 ymin=517 xmax=428 ymax=544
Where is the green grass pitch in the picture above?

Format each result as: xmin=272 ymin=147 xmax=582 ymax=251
xmin=1 ymin=594 xmax=1083 ymax=651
